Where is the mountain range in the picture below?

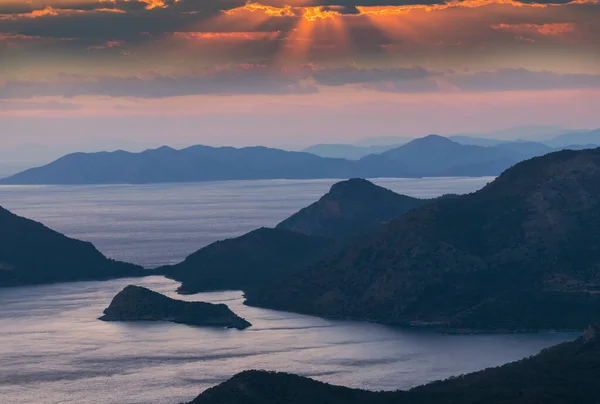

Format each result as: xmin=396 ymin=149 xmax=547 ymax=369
xmin=7 ymin=147 xmax=600 ymax=332
xmin=246 ymin=147 xmax=600 ymax=331
xmin=304 ymin=128 xmax=600 ymax=160
xmin=2 ymin=133 xmax=590 ymax=185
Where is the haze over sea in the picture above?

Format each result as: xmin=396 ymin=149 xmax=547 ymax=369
xmin=0 ymin=178 xmax=577 ymax=404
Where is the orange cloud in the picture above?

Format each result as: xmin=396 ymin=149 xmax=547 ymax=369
xmin=492 ymin=22 xmax=576 ymax=35
xmin=224 ymin=2 xmax=295 ymax=17
xmin=302 ymin=7 xmax=342 ymax=21
xmin=139 ymin=0 xmax=167 ymax=10
xmin=87 ymin=40 xmax=124 ymax=50
xmin=224 ymin=2 xmax=343 ymax=21
xmin=172 ymin=31 xmax=280 ymax=41
xmin=0 ymin=5 xmax=126 ymax=20
xmin=0 ymin=6 xmax=59 ymax=20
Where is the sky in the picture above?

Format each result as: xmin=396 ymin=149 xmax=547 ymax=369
xmin=1 ymin=0 xmax=600 ymax=155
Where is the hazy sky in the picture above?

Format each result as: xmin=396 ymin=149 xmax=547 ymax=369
xmin=1 ymin=0 xmax=600 ymax=152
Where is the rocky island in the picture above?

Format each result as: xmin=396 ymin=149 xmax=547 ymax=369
xmin=99 ymin=285 xmax=251 ymax=330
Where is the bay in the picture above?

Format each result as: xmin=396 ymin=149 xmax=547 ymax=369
xmin=0 ymin=177 xmax=576 ymax=404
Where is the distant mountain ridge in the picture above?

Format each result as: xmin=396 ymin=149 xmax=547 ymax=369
xmin=301 ymin=143 xmax=404 ymax=159
xmin=247 ymin=147 xmax=600 ymax=331
xmin=0 ymin=145 xmax=356 ymax=185
xmin=3 ymin=130 xmax=598 ymax=185
xmin=0 ymin=136 xmax=546 ymax=185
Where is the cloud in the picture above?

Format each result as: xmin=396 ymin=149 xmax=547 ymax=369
xmin=491 ymin=22 xmax=576 ymax=35
xmin=2 ymin=66 xmax=600 ymax=99
xmin=0 ymin=100 xmax=81 ymax=111
xmin=450 ymin=68 xmax=600 ymax=92
xmin=311 ymin=66 xmax=432 ymax=85
xmin=0 ymin=66 xmax=319 ymax=98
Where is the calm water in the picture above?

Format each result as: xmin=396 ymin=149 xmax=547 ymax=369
xmin=0 ymin=178 xmax=578 ymax=404
xmin=0 ymin=177 xmax=493 ymax=268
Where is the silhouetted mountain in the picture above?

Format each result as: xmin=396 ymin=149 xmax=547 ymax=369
xmin=0 ymin=146 xmax=356 ymax=185
xmin=358 ymin=135 xmax=521 ymax=177
xmin=448 ymin=136 xmax=508 ymax=147
xmin=187 ymin=324 xmax=600 ymax=404
xmin=5 ymin=135 xmax=595 ymax=185
xmin=490 ymin=141 xmax=554 ymax=158
xmin=450 ymin=125 xmax=575 ymax=142
xmin=302 ymin=144 xmax=401 ymax=160
xmin=545 ymin=128 xmax=600 ymax=148
xmin=248 ymin=148 xmax=600 ymax=331
xmin=161 ymin=228 xmax=334 ymax=295
xmin=0 ymin=206 xmax=144 ymax=286
xmin=277 ymin=178 xmax=427 ymax=239
xmin=162 ymin=179 xmax=430 ymax=294
xmin=100 ymin=285 xmax=251 ymax=329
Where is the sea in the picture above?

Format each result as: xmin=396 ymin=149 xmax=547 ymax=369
xmin=0 ymin=178 xmax=577 ymax=404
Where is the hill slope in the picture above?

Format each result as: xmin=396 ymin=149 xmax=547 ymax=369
xmin=248 ymin=148 xmax=600 ymax=331
xmin=0 ymin=206 xmax=144 ymax=286
xmin=187 ymin=325 xmax=600 ymax=404
xmin=161 ymin=228 xmax=333 ymax=294
xmin=276 ymin=178 xmax=427 ymax=239
xmin=162 ymin=179 xmax=426 ymax=294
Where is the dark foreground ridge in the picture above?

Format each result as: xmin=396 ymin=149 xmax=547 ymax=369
xmin=247 ymin=148 xmax=600 ymax=331
xmin=187 ymin=325 xmax=600 ymax=404
xmin=0 ymin=206 xmax=144 ymax=287
xmin=100 ymin=285 xmax=252 ymax=330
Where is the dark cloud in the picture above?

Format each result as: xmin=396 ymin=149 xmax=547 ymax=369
xmin=312 ymin=66 xmax=432 ymax=86
xmin=452 ymin=68 xmax=600 ymax=92
xmin=2 ymin=67 xmax=600 ymax=99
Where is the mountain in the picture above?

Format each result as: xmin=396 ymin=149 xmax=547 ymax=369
xmin=490 ymin=141 xmax=554 ymax=158
xmin=0 ymin=146 xmax=357 ymax=185
xmin=161 ymin=228 xmax=334 ymax=295
xmin=358 ymin=135 xmax=521 ymax=177
xmin=302 ymin=144 xmax=401 ymax=160
xmin=448 ymin=136 xmax=508 ymax=147
xmin=545 ymin=128 xmax=600 ymax=148
xmin=247 ymin=148 xmax=600 ymax=331
xmin=277 ymin=178 xmax=427 ymax=239
xmin=3 ymin=135 xmax=588 ymax=185
xmin=162 ymin=179 xmax=428 ymax=294
xmin=186 ymin=324 xmax=600 ymax=404
xmin=100 ymin=285 xmax=251 ymax=329
xmin=0 ymin=206 xmax=144 ymax=286
xmin=450 ymin=125 xmax=576 ymax=142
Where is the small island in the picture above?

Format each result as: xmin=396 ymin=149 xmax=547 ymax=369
xmin=99 ymin=285 xmax=252 ymax=330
